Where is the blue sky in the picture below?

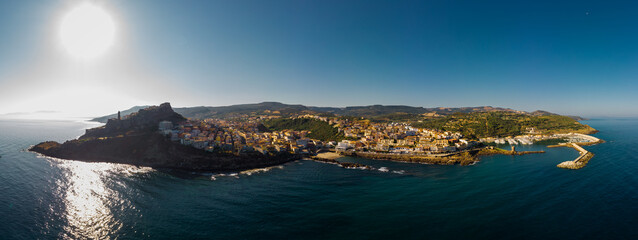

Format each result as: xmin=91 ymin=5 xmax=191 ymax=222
xmin=1 ymin=0 xmax=637 ymax=117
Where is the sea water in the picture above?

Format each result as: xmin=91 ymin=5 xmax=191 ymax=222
xmin=0 ymin=119 xmax=636 ymax=239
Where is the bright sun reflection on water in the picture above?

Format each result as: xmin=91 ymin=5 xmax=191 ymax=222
xmin=52 ymin=159 xmax=154 ymax=239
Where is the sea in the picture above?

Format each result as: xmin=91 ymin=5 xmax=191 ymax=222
xmin=0 ymin=118 xmax=636 ymax=239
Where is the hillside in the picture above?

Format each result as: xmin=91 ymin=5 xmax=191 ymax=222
xmin=261 ymin=118 xmax=345 ymax=141
xmin=91 ymin=105 xmax=150 ymax=123
xmin=83 ymin=103 xmax=185 ymax=139
xmin=411 ymin=112 xmax=597 ymax=139
xmin=92 ymin=102 xmax=573 ymax=122
xmin=323 ymin=105 xmax=525 ymax=117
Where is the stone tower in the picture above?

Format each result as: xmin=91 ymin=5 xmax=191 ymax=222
xmin=118 ymin=111 xmax=121 ymax=120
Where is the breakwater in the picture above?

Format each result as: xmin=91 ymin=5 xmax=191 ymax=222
xmin=546 ymin=133 xmax=602 ymax=169
xmin=556 ymin=143 xmax=594 ymax=169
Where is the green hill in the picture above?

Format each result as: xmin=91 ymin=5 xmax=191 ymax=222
xmin=93 ymin=102 xmax=557 ymax=122
xmin=261 ymin=118 xmax=344 ymax=142
xmin=411 ymin=112 xmax=596 ymax=139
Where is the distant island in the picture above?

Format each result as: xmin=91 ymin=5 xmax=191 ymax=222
xmin=32 ymin=102 xmax=602 ymax=171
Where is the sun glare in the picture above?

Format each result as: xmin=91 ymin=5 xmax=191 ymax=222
xmin=59 ymin=3 xmax=115 ymax=60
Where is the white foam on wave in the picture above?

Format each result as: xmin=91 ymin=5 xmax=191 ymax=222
xmin=378 ymin=167 xmax=390 ymax=172
xmin=120 ymin=166 xmax=155 ymax=176
xmin=209 ymin=172 xmax=239 ymax=180
xmin=344 ymin=166 xmax=368 ymax=170
xmin=240 ymin=165 xmax=284 ymax=176
xmin=391 ymin=170 xmax=405 ymax=174
xmin=210 ymin=165 xmax=286 ymax=180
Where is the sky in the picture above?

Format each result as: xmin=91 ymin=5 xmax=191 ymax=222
xmin=0 ymin=0 xmax=637 ymax=118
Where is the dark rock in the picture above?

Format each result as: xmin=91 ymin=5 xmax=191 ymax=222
xmin=310 ymin=156 xmax=371 ymax=169
xmin=82 ymin=102 xmax=186 ymax=139
xmin=31 ymin=103 xmax=301 ymax=172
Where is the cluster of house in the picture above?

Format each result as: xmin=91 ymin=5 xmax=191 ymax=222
xmin=158 ymin=114 xmax=481 ymax=156
xmin=159 ymin=119 xmax=325 ymax=155
xmin=329 ymin=118 xmax=479 ymax=154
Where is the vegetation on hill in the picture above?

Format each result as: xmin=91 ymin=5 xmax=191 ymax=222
xmin=411 ymin=112 xmax=596 ymax=139
xmin=174 ymin=102 xmax=313 ymax=119
xmin=261 ymin=118 xmax=345 ymax=141
xmin=94 ymin=102 xmax=563 ymax=122
xmin=368 ymin=112 xmax=422 ymax=122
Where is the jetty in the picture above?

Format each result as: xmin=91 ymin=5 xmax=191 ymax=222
xmin=556 ymin=143 xmax=594 ymax=169
xmin=549 ymin=133 xmax=602 ymax=169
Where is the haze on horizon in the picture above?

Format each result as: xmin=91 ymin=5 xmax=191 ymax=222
xmin=1 ymin=0 xmax=637 ymax=118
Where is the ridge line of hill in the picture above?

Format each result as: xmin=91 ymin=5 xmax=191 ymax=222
xmin=91 ymin=101 xmax=583 ymax=123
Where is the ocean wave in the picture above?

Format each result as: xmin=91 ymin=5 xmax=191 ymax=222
xmin=210 ymin=172 xmax=239 ymax=179
xmin=378 ymin=167 xmax=389 ymax=172
xmin=344 ymin=166 xmax=368 ymax=170
xmin=240 ymin=165 xmax=284 ymax=176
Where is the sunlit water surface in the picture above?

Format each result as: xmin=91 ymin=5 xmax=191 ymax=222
xmin=0 ymin=119 xmax=637 ymax=239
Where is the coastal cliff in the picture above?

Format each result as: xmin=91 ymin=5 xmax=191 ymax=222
xmin=30 ymin=103 xmax=301 ymax=171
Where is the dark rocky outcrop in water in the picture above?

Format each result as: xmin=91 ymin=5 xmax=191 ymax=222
xmin=31 ymin=103 xmax=301 ymax=171
xmin=310 ymin=156 xmax=372 ymax=169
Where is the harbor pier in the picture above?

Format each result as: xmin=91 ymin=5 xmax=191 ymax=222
xmin=557 ymin=143 xmax=594 ymax=169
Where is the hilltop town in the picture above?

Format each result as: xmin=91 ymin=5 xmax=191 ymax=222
xmin=162 ymin=109 xmax=599 ymax=165
xmin=162 ymin=115 xmax=475 ymax=156
xmin=31 ymin=103 xmax=601 ymax=171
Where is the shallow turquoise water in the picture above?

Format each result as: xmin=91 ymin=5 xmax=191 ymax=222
xmin=0 ymin=119 xmax=636 ymax=239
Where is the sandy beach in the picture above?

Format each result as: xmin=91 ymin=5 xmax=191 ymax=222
xmin=315 ymin=152 xmax=341 ymax=160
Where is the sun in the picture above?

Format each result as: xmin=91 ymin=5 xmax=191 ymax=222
xmin=59 ymin=3 xmax=116 ymax=60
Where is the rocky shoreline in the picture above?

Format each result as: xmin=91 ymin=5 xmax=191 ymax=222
xmin=320 ymin=146 xmax=549 ymax=167
xmin=30 ymin=103 xmax=303 ymax=172
xmin=345 ymin=151 xmax=480 ymax=166
xmin=309 ymin=156 xmax=372 ymax=169
xmin=476 ymin=147 xmax=545 ymax=156
xmin=29 ymin=102 xmax=601 ymax=171
xmin=31 ymin=133 xmax=303 ymax=172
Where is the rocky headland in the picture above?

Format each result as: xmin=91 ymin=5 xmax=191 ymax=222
xmin=310 ymin=155 xmax=372 ymax=169
xmin=30 ymin=103 xmax=301 ymax=172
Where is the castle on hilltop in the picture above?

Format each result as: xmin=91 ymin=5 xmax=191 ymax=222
xmin=82 ymin=103 xmax=186 ymax=139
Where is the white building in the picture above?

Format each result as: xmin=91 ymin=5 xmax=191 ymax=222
xmin=158 ymin=121 xmax=173 ymax=131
